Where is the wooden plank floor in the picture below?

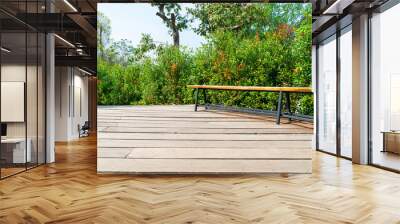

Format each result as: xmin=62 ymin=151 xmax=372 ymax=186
xmin=97 ymin=105 xmax=313 ymax=174
xmin=1 ymin=135 xmax=400 ymax=223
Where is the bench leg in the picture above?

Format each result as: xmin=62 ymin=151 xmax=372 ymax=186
xmin=276 ymin=91 xmax=283 ymax=125
xmin=194 ymin=88 xmax=199 ymax=111
xmin=285 ymin=92 xmax=292 ymax=122
xmin=203 ymin=89 xmax=208 ymax=110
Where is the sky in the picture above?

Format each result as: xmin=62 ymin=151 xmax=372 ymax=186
xmin=98 ymin=3 xmax=206 ymax=49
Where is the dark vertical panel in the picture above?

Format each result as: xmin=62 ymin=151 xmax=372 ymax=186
xmin=73 ymin=68 xmax=75 ymax=118
xmin=336 ymin=29 xmax=341 ymax=157
xmin=37 ymin=0 xmax=39 ymax=167
xmin=0 ymin=19 xmax=2 ymax=179
xmin=25 ymin=0 xmax=28 ymax=171
xmin=315 ymin=44 xmax=319 ymax=151
xmin=44 ymin=14 xmax=47 ymax=165
xmin=367 ymin=11 xmax=373 ymax=165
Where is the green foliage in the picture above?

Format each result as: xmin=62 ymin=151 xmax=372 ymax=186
xmin=97 ymin=12 xmax=112 ymax=58
xmin=97 ymin=60 xmax=142 ymax=105
xmin=152 ymin=3 xmax=189 ymax=46
xmin=188 ymin=3 xmax=310 ymax=37
xmin=152 ymin=3 xmax=189 ymax=33
xmin=98 ymin=3 xmax=313 ymax=115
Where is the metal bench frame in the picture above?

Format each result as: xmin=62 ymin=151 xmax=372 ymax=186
xmin=188 ymin=85 xmax=313 ymax=124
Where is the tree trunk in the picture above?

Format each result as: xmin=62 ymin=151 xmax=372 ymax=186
xmin=156 ymin=4 xmax=180 ymax=47
xmin=173 ymin=31 xmax=179 ymax=47
xmin=171 ymin=13 xmax=179 ymax=47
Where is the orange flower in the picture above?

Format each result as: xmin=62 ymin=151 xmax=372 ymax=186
xmin=219 ymin=51 xmax=225 ymax=61
xmin=237 ymin=63 xmax=245 ymax=71
xmin=255 ymin=32 xmax=260 ymax=42
xmin=276 ymin=24 xmax=294 ymax=39
xmin=170 ymin=63 xmax=177 ymax=73
xmin=223 ymin=68 xmax=231 ymax=80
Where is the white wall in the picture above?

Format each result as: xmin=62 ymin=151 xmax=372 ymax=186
xmin=55 ymin=66 xmax=70 ymax=141
xmin=55 ymin=67 xmax=89 ymax=141
xmin=70 ymin=72 xmax=89 ymax=139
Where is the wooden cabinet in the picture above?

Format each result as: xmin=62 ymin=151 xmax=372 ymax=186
xmin=383 ymin=132 xmax=400 ymax=154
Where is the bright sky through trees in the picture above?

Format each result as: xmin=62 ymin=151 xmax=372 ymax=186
xmin=98 ymin=3 xmax=206 ymax=49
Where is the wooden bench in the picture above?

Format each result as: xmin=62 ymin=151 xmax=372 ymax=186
xmin=188 ymin=85 xmax=313 ymax=124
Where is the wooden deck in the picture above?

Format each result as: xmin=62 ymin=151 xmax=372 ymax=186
xmin=97 ymin=105 xmax=313 ymax=174
xmin=2 ymin=135 xmax=400 ymax=223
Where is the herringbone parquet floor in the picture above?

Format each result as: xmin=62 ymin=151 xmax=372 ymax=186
xmin=1 ymin=135 xmax=400 ymax=223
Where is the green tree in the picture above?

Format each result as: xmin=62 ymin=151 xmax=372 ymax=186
xmin=97 ymin=12 xmax=112 ymax=59
xmin=189 ymin=3 xmax=272 ymax=37
xmin=189 ymin=3 xmax=310 ymax=37
xmin=131 ymin=34 xmax=157 ymax=62
xmin=108 ymin=39 xmax=135 ymax=65
xmin=152 ymin=3 xmax=189 ymax=46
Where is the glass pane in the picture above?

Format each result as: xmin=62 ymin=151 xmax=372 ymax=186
xmin=340 ymin=28 xmax=352 ymax=158
xmin=0 ymin=1 xmax=46 ymax=178
xmin=317 ymin=36 xmax=337 ymax=154
xmin=1 ymin=31 xmax=27 ymax=177
xmin=38 ymin=33 xmax=45 ymax=165
xmin=371 ymin=4 xmax=400 ymax=171
xmin=27 ymin=31 xmax=38 ymax=169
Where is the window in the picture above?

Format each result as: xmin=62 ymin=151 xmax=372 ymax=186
xmin=317 ymin=35 xmax=337 ymax=154
xmin=339 ymin=27 xmax=352 ymax=158
xmin=0 ymin=2 xmax=46 ymax=179
xmin=370 ymin=3 xmax=400 ymax=171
